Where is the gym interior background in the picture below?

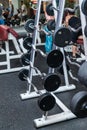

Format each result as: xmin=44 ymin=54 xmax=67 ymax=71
xmin=0 ymin=0 xmax=87 ymax=130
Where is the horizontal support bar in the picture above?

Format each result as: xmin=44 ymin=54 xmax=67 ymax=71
xmin=20 ymin=84 xmax=76 ymax=100
xmin=34 ymin=111 xmax=76 ymax=128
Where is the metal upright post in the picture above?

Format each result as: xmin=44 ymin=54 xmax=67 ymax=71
xmin=52 ymin=0 xmax=70 ymax=87
xmin=20 ymin=0 xmax=42 ymax=99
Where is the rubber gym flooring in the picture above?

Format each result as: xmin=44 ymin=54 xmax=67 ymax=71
xmin=0 ymin=26 xmax=87 ymax=130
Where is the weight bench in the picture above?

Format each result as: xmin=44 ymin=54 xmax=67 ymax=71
xmin=0 ymin=25 xmax=27 ymax=74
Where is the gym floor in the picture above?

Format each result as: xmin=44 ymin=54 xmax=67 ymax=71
xmin=0 ymin=26 xmax=87 ymax=130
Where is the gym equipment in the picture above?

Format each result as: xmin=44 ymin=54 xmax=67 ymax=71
xmin=84 ymin=25 xmax=87 ymax=37
xmin=77 ymin=0 xmax=87 ymax=86
xmin=38 ymin=93 xmax=56 ymax=111
xmin=24 ymin=19 xmax=35 ymax=33
xmin=34 ymin=0 xmax=76 ymax=128
xmin=78 ymin=61 xmax=87 ymax=87
xmin=81 ymin=0 xmax=87 ymax=16
xmin=68 ymin=16 xmax=81 ymax=29
xmin=18 ymin=69 xmax=29 ymax=81
xmin=46 ymin=3 xmax=54 ymax=16
xmin=21 ymin=53 xmax=31 ymax=66
xmin=47 ymin=19 xmax=55 ymax=31
xmin=21 ymin=47 xmax=63 ymax=69
xmin=23 ymin=37 xmax=32 ymax=50
xmin=0 ymin=25 xmax=28 ymax=74
xmin=44 ymin=73 xmax=61 ymax=92
xmin=70 ymin=91 xmax=87 ymax=118
xmin=47 ymin=49 xmax=63 ymax=68
xmin=19 ymin=68 xmax=60 ymax=92
xmin=57 ymin=63 xmax=78 ymax=82
xmin=57 ymin=64 xmax=70 ymax=75
xmin=54 ymin=27 xmax=72 ymax=47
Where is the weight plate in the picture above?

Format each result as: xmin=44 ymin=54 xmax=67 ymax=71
xmin=24 ymin=19 xmax=34 ymax=33
xmin=81 ymin=0 xmax=87 ymax=16
xmin=54 ymin=27 xmax=72 ymax=47
xmin=23 ymin=37 xmax=32 ymax=51
xmin=70 ymin=91 xmax=87 ymax=118
xmin=78 ymin=61 xmax=87 ymax=87
xmin=47 ymin=49 xmax=63 ymax=68
xmin=18 ymin=69 xmax=29 ymax=81
xmin=21 ymin=53 xmax=31 ymax=66
xmin=44 ymin=73 xmax=61 ymax=92
xmin=68 ymin=16 xmax=81 ymax=29
xmin=38 ymin=93 xmax=56 ymax=111
xmin=46 ymin=3 xmax=54 ymax=16
xmin=84 ymin=25 xmax=87 ymax=37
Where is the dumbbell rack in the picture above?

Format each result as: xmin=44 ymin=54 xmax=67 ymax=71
xmin=20 ymin=0 xmax=76 ymax=100
xmin=33 ymin=0 xmax=77 ymax=128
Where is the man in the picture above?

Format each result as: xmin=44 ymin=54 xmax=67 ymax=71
xmin=8 ymin=1 xmax=14 ymax=18
xmin=20 ymin=1 xmax=27 ymax=22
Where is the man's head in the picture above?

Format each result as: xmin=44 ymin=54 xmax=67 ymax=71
xmin=9 ymin=1 xmax=12 ymax=5
xmin=21 ymin=1 xmax=24 ymax=5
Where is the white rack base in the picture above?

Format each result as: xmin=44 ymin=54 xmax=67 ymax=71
xmin=20 ymin=84 xmax=76 ymax=100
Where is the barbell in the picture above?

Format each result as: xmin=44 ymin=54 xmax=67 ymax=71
xmin=21 ymin=48 xmax=63 ymax=69
xmin=19 ymin=69 xmax=61 ymax=92
xmin=70 ymin=91 xmax=87 ymax=118
xmin=24 ymin=19 xmax=35 ymax=33
xmin=78 ymin=61 xmax=87 ymax=87
xmin=81 ymin=0 xmax=87 ymax=16
xmin=18 ymin=69 xmax=60 ymax=112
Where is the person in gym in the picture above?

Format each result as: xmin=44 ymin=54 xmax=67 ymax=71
xmin=0 ymin=5 xmax=4 ymax=25
xmin=64 ymin=8 xmax=82 ymax=58
xmin=20 ymin=0 xmax=27 ymax=22
xmin=8 ymin=1 xmax=14 ymax=18
xmin=44 ymin=2 xmax=55 ymax=54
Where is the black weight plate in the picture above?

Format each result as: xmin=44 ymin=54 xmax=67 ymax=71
xmin=47 ymin=49 xmax=63 ymax=68
xmin=81 ymin=0 xmax=87 ymax=16
xmin=44 ymin=73 xmax=61 ymax=92
xmin=54 ymin=27 xmax=72 ymax=47
xmin=57 ymin=64 xmax=70 ymax=75
xmin=47 ymin=19 xmax=55 ymax=31
xmin=70 ymin=91 xmax=87 ymax=118
xmin=18 ymin=69 xmax=29 ymax=81
xmin=84 ymin=25 xmax=87 ymax=37
xmin=68 ymin=16 xmax=81 ymax=29
xmin=46 ymin=3 xmax=54 ymax=16
xmin=24 ymin=19 xmax=34 ymax=33
xmin=23 ymin=37 xmax=32 ymax=51
xmin=78 ymin=61 xmax=87 ymax=87
xmin=21 ymin=53 xmax=31 ymax=66
xmin=38 ymin=93 xmax=56 ymax=111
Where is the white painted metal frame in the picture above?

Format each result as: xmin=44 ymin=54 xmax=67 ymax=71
xmin=33 ymin=0 xmax=77 ymax=128
xmin=20 ymin=0 xmax=76 ymax=100
xmin=34 ymin=93 xmax=76 ymax=128
xmin=0 ymin=33 xmax=31 ymax=74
